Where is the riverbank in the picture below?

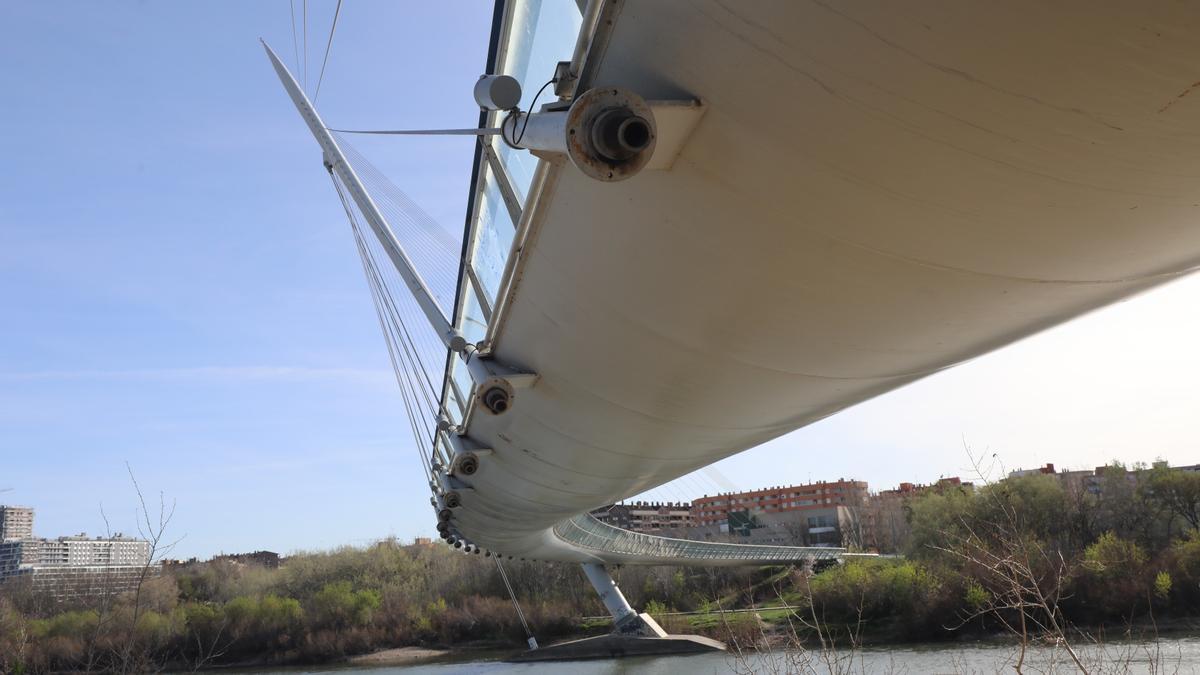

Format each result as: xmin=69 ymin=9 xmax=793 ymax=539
xmin=347 ymin=646 xmax=450 ymax=665
xmin=243 ymin=635 xmax=1200 ymax=674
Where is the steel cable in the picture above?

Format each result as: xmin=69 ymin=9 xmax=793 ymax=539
xmin=331 ymin=171 xmax=436 ymax=480
xmin=313 ymin=0 xmax=343 ymax=103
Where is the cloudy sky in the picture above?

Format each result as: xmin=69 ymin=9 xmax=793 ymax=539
xmin=2 ymin=1 xmax=1197 ymax=559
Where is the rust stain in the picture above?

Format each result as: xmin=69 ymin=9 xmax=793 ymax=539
xmin=1158 ymin=80 xmax=1200 ymax=113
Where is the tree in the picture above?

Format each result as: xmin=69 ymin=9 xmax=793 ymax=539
xmin=0 ymin=596 xmax=29 ymax=674
xmin=1141 ymin=466 xmax=1200 ymax=533
xmin=857 ymin=495 xmax=909 ymax=554
xmin=1093 ymin=462 xmax=1159 ymax=546
xmin=310 ymin=581 xmax=380 ymax=632
xmin=114 ymin=464 xmax=180 ymax=674
xmin=182 ymin=602 xmax=231 ymax=671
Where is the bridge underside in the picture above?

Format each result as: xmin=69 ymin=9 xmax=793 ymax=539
xmin=444 ymin=0 xmax=1200 ymax=563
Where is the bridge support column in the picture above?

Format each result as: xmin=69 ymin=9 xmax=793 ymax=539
xmin=581 ymin=563 xmax=667 ymax=638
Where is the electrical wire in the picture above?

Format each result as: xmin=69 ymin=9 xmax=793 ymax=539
xmin=513 ymin=77 xmax=555 ymax=146
xmin=313 ymin=0 xmax=343 ymax=103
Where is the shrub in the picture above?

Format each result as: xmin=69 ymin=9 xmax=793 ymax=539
xmin=1154 ymin=571 xmax=1172 ymax=602
xmin=1084 ymin=532 xmax=1147 ymax=577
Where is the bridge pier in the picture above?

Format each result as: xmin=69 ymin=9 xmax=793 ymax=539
xmin=510 ymin=563 xmax=723 ymax=662
xmin=581 ymin=563 xmax=666 ymax=637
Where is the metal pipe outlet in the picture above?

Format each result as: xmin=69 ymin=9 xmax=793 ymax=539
xmin=502 ymin=86 xmax=657 ymax=181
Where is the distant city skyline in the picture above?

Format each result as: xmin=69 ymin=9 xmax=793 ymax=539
xmin=3 ymin=2 xmax=1199 ymax=559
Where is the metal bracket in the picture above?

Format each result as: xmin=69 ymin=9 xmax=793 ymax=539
xmin=481 ymin=141 xmax=524 ymax=228
xmin=461 ymin=346 xmax=539 ymax=415
xmin=442 ymin=430 xmax=495 ymax=477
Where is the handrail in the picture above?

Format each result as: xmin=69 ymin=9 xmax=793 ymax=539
xmin=553 ymin=514 xmax=846 ymax=564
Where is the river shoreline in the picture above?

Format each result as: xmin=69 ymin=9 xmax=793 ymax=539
xmin=331 ymin=616 xmax=1200 ymax=666
xmin=188 ymin=615 xmax=1200 ymax=672
xmin=346 ymin=646 xmax=452 ymax=666
xmin=213 ymin=634 xmax=1200 ymax=674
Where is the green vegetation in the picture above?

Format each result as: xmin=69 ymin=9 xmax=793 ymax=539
xmin=4 ymin=461 xmax=1200 ymax=672
xmin=797 ymin=462 xmax=1200 ymax=645
xmin=0 ymin=539 xmax=771 ymax=672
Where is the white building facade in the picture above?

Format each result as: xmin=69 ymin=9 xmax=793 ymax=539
xmin=0 ymin=506 xmax=152 ymax=599
xmin=0 ymin=506 xmax=34 ymax=541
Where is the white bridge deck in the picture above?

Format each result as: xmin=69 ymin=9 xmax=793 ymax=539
xmin=273 ymin=1 xmax=1200 ymax=565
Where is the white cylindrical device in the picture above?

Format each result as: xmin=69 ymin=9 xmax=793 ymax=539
xmin=474 ymin=74 xmax=522 ymax=111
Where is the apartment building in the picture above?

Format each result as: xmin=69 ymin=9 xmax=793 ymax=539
xmin=0 ymin=506 xmax=152 ymax=600
xmin=0 ymin=506 xmax=34 ymax=541
xmin=691 ymin=479 xmax=869 ymax=528
xmin=590 ymin=501 xmax=693 ymax=533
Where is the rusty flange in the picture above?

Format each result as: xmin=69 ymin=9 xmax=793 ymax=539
xmin=565 ymin=87 xmax=657 ymax=182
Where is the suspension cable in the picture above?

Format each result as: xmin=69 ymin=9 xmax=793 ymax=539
xmin=495 ymin=557 xmax=536 ymax=647
xmin=355 ymin=213 xmax=436 ymax=474
xmin=355 ymin=215 xmax=443 ymax=407
xmin=313 ymin=0 xmax=343 ymax=103
xmin=302 ymin=0 xmax=308 ymax=91
xmin=289 ymin=0 xmax=301 ymax=78
xmin=331 ymin=171 xmax=436 ymax=479
xmin=334 ymin=135 xmax=460 ymax=317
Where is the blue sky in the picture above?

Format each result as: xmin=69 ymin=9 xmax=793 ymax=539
xmin=0 ymin=1 xmax=491 ymax=557
xmin=3 ymin=2 xmax=1199 ymax=559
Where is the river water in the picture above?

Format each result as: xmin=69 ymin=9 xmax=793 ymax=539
xmin=253 ymin=637 xmax=1200 ymax=674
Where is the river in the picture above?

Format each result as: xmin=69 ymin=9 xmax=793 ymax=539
xmin=246 ymin=637 xmax=1200 ymax=674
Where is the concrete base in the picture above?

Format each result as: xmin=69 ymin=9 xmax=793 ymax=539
xmin=509 ymin=633 xmax=726 ymax=662
xmin=614 ymin=611 xmax=668 ymax=637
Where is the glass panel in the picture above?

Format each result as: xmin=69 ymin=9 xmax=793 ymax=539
xmin=461 ymin=283 xmax=488 ymax=345
xmin=441 ymin=366 xmax=463 ymax=424
xmin=451 ymin=358 xmax=473 ymax=414
xmin=498 ymin=0 xmax=583 ymax=196
xmin=473 ymin=164 xmax=517 ymax=302
xmin=433 ymin=434 xmax=450 ymax=468
xmin=436 ymin=2 xmax=582 ymax=430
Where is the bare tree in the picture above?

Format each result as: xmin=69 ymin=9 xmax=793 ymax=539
xmin=187 ymin=606 xmax=233 ymax=671
xmin=82 ymin=501 xmax=122 ymax=672
xmin=114 ymin=463 xmax=182 ymax=674
xmin=936 ymin=448 xmax=1088 ymax=674
xmin=722 ymin=567 xmax=876 ymax=675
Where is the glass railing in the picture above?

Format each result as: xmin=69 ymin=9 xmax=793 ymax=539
xmin=471 ymin=164 xmax=517 ymax=300
xmin=495 ymin=0 xmax=583 ymax=197
xmin=439 ymin=0 xmax=582 ymax=429
xmin=553 ymin=514 xmax=847 ymax=563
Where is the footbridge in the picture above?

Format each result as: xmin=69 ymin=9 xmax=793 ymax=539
xmin=266 ymin=0 xmax=1200 ymax=644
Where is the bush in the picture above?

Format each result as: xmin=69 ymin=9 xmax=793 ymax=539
xmin=808 ymin=559 xmax=957 ymax=639
xmin=1084 ymin=532 xmax=1147 ymax=577
xmin=1154 ymin=571 xmax=1172 ymax=602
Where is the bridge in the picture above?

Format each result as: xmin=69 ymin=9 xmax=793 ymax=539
xmin=264 ymin=0 xmax=1200 ymax=648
